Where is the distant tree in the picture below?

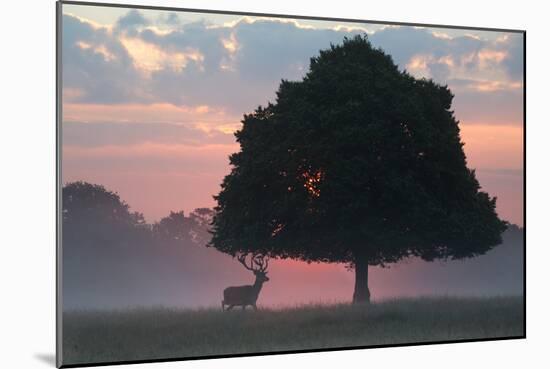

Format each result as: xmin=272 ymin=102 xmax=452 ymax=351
xmin=63 ymin=181 xmax=148 ymax=251
xmin=210 ymin=35 xmax=507 ymax=303
xmin=152 ymin=208 xmax=215 ymax=246
xmin=153 ymin=211 xmax=192 ymax=243
xmin=190 ymin=208 xmax=215 ymax=229
xmin=189 ymin=208 xmax=215 ymax=245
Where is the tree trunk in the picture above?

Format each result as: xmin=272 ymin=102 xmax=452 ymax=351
xmin=353 ymin=256 xmax=371 ymax=304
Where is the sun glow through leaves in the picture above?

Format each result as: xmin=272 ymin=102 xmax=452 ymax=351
xmin=302 ymin=170 xmax=323 ymax=198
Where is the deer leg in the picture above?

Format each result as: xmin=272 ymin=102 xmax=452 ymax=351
xmin=241 ymin=305 xmax=245 ymax=311
xmin=221 ymin=301 xmax=225 ymax=311
xmin=226 ymin=305 xmax=234 ymax=311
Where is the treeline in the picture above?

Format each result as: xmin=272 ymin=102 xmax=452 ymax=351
xmin=61 ymin=181 xmax=238 ymax=309
xmin=62 ymin=181 xmax=214 ymax=251
xmin=61 ymin=181 xmax=524 ymax=309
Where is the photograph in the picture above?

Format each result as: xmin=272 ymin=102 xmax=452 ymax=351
xmin=58 ymin=1 xmax=525 ymax=366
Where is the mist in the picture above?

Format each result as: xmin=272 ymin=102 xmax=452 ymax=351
xmin=61 ymin=181 xmax=523 ymax=310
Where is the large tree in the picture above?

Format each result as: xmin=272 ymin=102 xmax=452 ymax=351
xmin=210 ymin=35 xmax=507 ymax=303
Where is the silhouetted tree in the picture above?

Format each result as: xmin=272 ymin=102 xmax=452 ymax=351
xmin=63 ymin=181 xmax=148 ymax=252
xmin=62 ymin=181 xmax=231 ymax=308
xmin=152 ymin=208 xmax=215 ymax=246
xmin=153 ymin=211 xmax=192 ymax=243
xmin=189 ymin=208 xmax=215 ymax=245
xmin=210 ymin=35 xmax=507 ymax=303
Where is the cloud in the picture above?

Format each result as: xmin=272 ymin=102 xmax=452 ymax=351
xmin=63 ymin=121 xmax=236 ymax=148
xmin=370 ymin=26 xmax=523 ymax=86
xmin=62 ymin=102 xmax=239 ymax=126
xmin=160 ymin=12 xmax=181 ymax=26
xmin=449 ymin=78 xmax=522 ymax=93
xmin=62 ymin=14 xmax=145 ymax=104
xmin=233 ymin=19 xmax=358 ymax=83
xmin=62 ymin=11 xmax=523 ymax=122
xmin=115 ymin=9 xmax=149 ymax=36
xmin=498 ymin=33 xmax=523 ymax=79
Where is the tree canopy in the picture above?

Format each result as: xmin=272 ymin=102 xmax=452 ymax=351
xmin=63 ymin=181 xmax=214 ymax=250
xmin=210 ymin=35 xmax=507 ymax=302
xmin=63 ymin=181 xmax=148 ymax=250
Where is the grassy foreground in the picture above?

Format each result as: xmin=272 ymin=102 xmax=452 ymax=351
xmin=62 ymin=296 xmax=524 ymax=366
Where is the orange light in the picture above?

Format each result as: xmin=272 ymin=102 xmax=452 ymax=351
xmin=302 ymin=170 xmax=323 ymax=198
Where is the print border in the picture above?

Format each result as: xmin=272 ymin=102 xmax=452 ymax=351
xmin=56 ymin=1 xmax=527 ymax=367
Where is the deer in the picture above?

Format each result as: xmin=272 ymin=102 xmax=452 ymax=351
xmin=222 ymin=253 xmax=270 ymax=311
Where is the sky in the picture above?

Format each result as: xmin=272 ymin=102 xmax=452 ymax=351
xmin=61 ymin=3 xmax=524 ymax=227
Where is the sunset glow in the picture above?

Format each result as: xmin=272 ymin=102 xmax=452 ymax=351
xmin=63 ymin=6 xmax=523 ymax=225
xmin=62 ymin=6 xmax=524 ymax=227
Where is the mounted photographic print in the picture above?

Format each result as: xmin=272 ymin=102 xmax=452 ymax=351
xmin=57 ymin=1 xmax=525 ymax=367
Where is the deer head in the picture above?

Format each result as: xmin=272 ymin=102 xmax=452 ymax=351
xmin=237 ymin=253 xmax=270 ymax=285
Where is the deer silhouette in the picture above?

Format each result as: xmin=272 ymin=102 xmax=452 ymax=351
xmin=222 ymin=253 xmax=270 ymax=311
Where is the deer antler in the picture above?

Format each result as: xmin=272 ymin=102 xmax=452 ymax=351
xmin=237 ymin=253 xmax=255 ymax=271
xmin=237 ymin=253 xmax=269 ymax=272
xmin=253 ymin=254 xmax=269 ymax=272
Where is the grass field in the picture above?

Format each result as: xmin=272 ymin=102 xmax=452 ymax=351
xmin=62 ymin=296 xmax=524 ymax=366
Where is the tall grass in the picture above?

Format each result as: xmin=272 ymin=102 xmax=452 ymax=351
xmin=62 ymin=296 xmax=524 ymax=366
